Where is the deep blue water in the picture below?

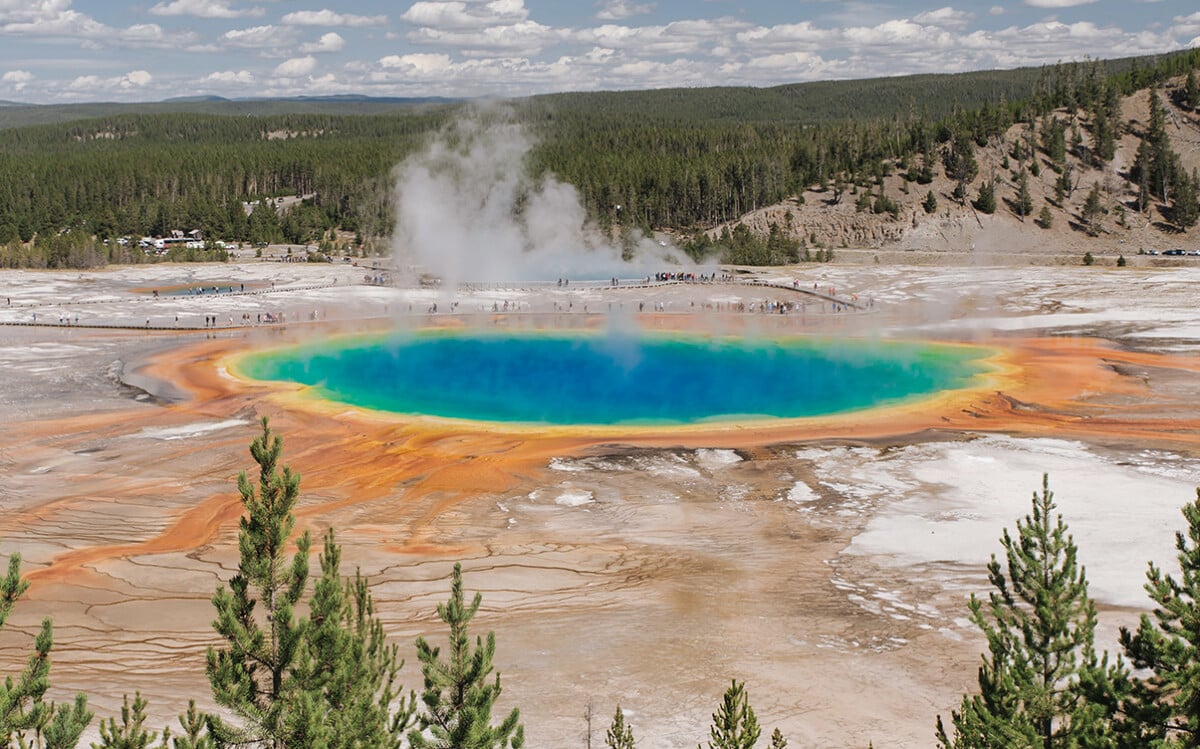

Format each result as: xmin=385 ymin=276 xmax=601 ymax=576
xmin=235 ymin=331 xmax=990 ymax=425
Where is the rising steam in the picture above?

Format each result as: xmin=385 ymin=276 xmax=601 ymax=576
xmin=389 ymin=108 xmax=677 ymax=285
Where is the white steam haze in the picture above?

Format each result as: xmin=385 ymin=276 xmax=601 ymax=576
xmin=390 ymin=109 xmax=684 ymax=285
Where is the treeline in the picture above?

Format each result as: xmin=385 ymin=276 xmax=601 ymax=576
xmin=6 ymin=420 xmax=1200 ymax=748
xmin=0 ymin=111 xmax=449 ymax=256
xmin=1 ymin=49 xmax=1198 ymax=269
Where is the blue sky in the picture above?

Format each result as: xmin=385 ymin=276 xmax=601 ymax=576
xmin=0 ymin=1 xmax=1197 ymax=103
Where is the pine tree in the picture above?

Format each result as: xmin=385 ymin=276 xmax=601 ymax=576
xmin=951 ymin=182 xmax=968 ymax=205
xmin=1037 ymin=205 xmax=1054 ymax=229
xmin=1131 ymin=88 xmax=1180 ymax=205
xmin=943 ymin=135 xmax=979 ymax=184
xmin=169 ymin=702 xmax=214 ymax=749
xmin=409 ymin=563 xmax=524 ymax=749
xmin=1186 ymin=69 xmax=1200 ymax=111
xmin=604 ymin=706 xmax=635 ymax=749
xmin=206 ymin=416 xmax=313 ymax=747
xmin=935 ymin=475 xmax=1118 ymax=749
xmin=974 ymin=180 xmax=996 ymax=215
xmin=1118 ymin=488 xmax=1200 ymax=747
xmin=1014 ymin=170 xmax=1034 ymax=221
xmin=923 ymin=190 xmax=938 ymax=214
xmin=705 ymin=681 xmax=760 ymax=749
xmin=92 ymin=693 xmax=161 ymax=749
xmin=1083 ymin=183 xmax=1105 ymax=236
xmin=1092 ymin=84 xmax=1121 ymax=165
xmin=206 ymin=418 xmax=416 ymax=749
xmin=285 ymin=529 xmax=417 ymax=748
xmin=1042 ymin=116 xmax=1067 ymax=168
xmin=768 ymin=728 xmax=787 ymax=749
xmin=0 ymin=543 xmax=93 ymax=749
xmin=1170 ymin=169 xmax=1200 ymax=230
xmin=1055 ymin=165 xmax=1073 ymax=204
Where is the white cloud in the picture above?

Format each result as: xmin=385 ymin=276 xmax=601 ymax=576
xmin=301 ymin=31 xmax=345 ymax=53
xmin=69 ymin=69 xmax=152 ymax=91
xmin=595 ymin=0 xmax=654 ymax=21
xmin=220 ymin=24 xmax=299 ymax=49
xmin=67 ymin=74 xmax=101 ymax=90
xmin=123 ymin=23 xmax=176 ymax=43
xmin=728 ymin=51 xmax=836 ymax=77
xmin=205 ymin=69 xmax=254 ymax=84
xmin=124 ymin=70 xmax=152 ymax=87
xmin=1023 ymin=0 xmax=1098 ymax=7
xmin=579 ymin=18 xmax=749 ymax=56
xmin=913 ymin=7 xmax=973 ymax=30
xmin=282 ymin=9 xmax=387 ymax=27
xmin=1 ymin=69 xmax=32 ymax=91
xmin=408 ymin=19 xmax=560 ymax=55
xmin=274 ymin=55 xmax=317 ymax=77
xmin=0 ymin=9 xmax=195 ymax=49
xmin=0 ymin=0 xmax=70 ymax=23
xmin=148 ymin=0 xmax=264 ymax=19
xmin=400 ymin=0 xmax=529 ymax=30
xmin=379 ymin=52 xmax=454 ymax=74
xmin=990 ymin=5 xmax=1006 ymax=14
xmin=1 ymin=9 xmax=108 ymax=38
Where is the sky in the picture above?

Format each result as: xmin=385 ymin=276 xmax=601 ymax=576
xmin=0 ymin=0 xmax=1198 ymax=104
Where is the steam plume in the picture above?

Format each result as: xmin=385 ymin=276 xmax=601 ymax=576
xmin=390 ymin=108 xmax=677 ymax=285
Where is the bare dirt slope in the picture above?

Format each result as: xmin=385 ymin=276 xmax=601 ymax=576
xmin=722 ymin=76 xmax=1200 ymax=268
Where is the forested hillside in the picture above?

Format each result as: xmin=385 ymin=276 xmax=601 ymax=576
xmin=1 ymin=49 xmax=1198 ymax=269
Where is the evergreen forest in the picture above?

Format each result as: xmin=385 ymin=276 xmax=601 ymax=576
xmin=2 ymin=49 xmax=1199 ymax=269
xmin=3 ymin=419 xmax=1200 ymax=748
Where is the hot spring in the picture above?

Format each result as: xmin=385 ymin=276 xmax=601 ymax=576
xmin=234 ymin=330 xmax=993 ymax=426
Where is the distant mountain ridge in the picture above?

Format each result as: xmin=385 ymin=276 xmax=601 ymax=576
xmin=0 ymin=50 xmax=1184 ymax=129
xmin=161 ymin=94 xmax=458 ymax=105
xmin=0 ymin=94 xmax=462 ymax=129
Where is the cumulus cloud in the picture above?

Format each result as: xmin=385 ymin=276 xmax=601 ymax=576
xmin=1 ymin=10 xmax=107 ymax=39
xmin=408 ymin=19 xmax=560 ymax=55
xmin=1 ymin=69 xmax=32 ymax=91
xmin=1024 ymin=0 xmax=1098 ymax=7
xmin=69 ymin=69 xmax=152 ymax=91
xmin=301 ymin=31 xmax=345 ymax=53
xmin=379 ymin=52 xmax=455 ymax=74
xmin=400 ymin=0 xmax=529 ymax=30
xmin=0 ymin=8 xmax=194 ymax=50
xmin=148 ymin=0 xmax=264 ymax=18
xmin=274 ymin=55 xmax=317 ymax=77
xmin=0 ymin=0 xmax=71 ymax=23
xmin=205 ymin=69 xmax=254 ymax=84
xmin=913 ymin=7 xmax=973 ymax=30
xmin=124 ymin=70 xmax=152 ymax=87
xmin=595 ymin=0 xmax=654 ymax=21
xmin=220 ymin=24 xmax=299 ymax=51
xmin=579 ymin=18 xmax=748 ymax=56
xmin=282 ymin=9 xmax=387 ymax=27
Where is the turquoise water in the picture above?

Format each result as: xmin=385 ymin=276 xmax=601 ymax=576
xmin=236 ymin=331 xmax=990 ymax=426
